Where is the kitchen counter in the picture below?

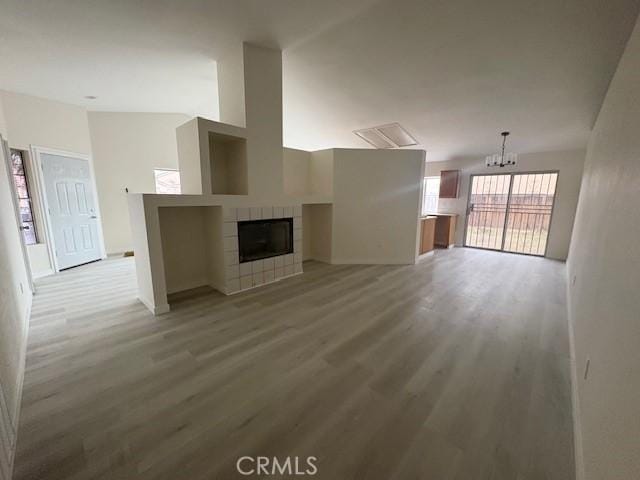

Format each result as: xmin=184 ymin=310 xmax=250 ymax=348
xmin=423 ymin=212 xmax=458 ymax=217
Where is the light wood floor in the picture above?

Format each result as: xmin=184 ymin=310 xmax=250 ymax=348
xmin=14 ymin=248 xmax=574 ymax=480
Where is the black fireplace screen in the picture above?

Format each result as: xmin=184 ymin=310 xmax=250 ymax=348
xmin=238 ymin=218 xmax=293 ymax=263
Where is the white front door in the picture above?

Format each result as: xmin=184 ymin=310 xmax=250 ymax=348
xmin=41 ymin=153 xmax=103 ymax=270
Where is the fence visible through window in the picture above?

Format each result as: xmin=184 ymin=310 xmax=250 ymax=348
xmin=464 ymin=172 xmax=558 ymax=256
xmin=11 ymin=149 xmax=39 ymax=245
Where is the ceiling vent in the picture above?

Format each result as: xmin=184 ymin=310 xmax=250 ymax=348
xmin=354 ymin=123 xmax=418 ymax=149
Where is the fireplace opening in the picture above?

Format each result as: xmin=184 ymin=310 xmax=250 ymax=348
xmin=238 ymin=218 xmax=293 ymax=263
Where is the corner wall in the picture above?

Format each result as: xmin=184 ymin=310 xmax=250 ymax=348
xmin=0 ymin=95 xmax=32 ymax=480
xmin=331 ymin=148 xmax=424 ymax=264
xmin=425 ymin=150 xmax=585 ymax=260
xmin=87 ymin=112 xmax=190 ymax=254
xmin=567 ymin=14 xmax=640 ymax=480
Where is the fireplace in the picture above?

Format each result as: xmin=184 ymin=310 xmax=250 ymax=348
xmin=238 ymin=218 xmax=293 ymax=263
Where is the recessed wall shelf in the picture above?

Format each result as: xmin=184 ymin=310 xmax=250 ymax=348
xmin=209 ymin=132 xmax=248 ymax=195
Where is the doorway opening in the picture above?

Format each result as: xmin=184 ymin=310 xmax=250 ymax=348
xmin=464 ymin=172 xmax=558 ymax=256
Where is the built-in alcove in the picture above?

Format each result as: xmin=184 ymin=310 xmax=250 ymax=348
xmin=158 ymin=205 xmax=225 ymax=297
xmin=209 ymin=132 xmax=248 ymax=195
xmin=302 ymin=204 xmax=333 ymax=263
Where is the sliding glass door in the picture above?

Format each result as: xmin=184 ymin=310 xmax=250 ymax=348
xmin=464 ymin=174 xmax=511 ymax=250
xmin=464 ymin=172 xmax=558 ymax=256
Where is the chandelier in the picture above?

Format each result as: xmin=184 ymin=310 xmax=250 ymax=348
xmin=486 ymin=131 xmax=517 ymax=167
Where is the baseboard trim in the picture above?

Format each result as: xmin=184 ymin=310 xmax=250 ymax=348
xmin=166 ymin=278 xmax=210 ymax=296
xmin=32 ymin=268 xmax=54 ymax=279
xmin=137 ymin=295 xmax=170 ymax=316
xmin=417 ymin=251 xmax=435 ymax=261
xmin=566 ymin=269 xmax=585 ymax=480
xmin=331 ymin=258 xmax=414 ymax=265
xmin=3 ymin=289 xmax=33 ymax=480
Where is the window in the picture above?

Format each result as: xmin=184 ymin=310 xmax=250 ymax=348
xmin=10 ymin=149 xmax=38 ymax=245
xmin=422 ymin=176 xmax=440 ymax=215
xmin=154 ymin=169 xmax=181 ymax=194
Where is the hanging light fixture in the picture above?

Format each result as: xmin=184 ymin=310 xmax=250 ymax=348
xmin=486 ymin=131 xmax=517 ymax=167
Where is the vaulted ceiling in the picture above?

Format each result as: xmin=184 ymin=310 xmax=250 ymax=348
xmin=1 ymin=0 xmax=639 ymax=161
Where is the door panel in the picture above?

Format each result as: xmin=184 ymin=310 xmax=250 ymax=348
xmin=41 ymin=153 xmax=102 ymax=270
xmin=504 ymin=173 xmax=558 ymax=255
xmin=464 ymin=174 xmax=511 ymax=250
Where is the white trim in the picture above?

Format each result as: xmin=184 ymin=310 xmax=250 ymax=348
xmin=31 ymin=268 xmax=54 ymax=279
xmin=2 ymin=288 xmax=32 ymax=480
xmin=566 ymin=270 xmax=585 ymax=480
xmin=0 ymin=135 xmax=34 ymax=479
xmin=1 ymin=137 xmax=35 ymax=293
xmin=12 ymin=291 xmax=31 ymax=429
xmin=331 ymin=257 xmax=415 ymax=265
xmin=165 ymin=277 xmax=210 ymax=295
xmin=153 ymin=167 xmax=181 ymax=195
xmin=30 ymin=146 xmax=107 ymax=272
xmin=137 ymin=295 xmax=170 ymax=315
xmin=417 ymin=251 xmax=435 ymax=261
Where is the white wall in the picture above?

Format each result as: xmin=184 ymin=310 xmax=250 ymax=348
xmin=158 ymin=206 xmax=210 ymax=294
xmin=0 ymin=95 xmax=190 ymax=260
xmin=567 ymin=14 xmax=640 ymax=480
xmin=1 ymin=90 xmax=92 ymax=154
xmin=216 ymin=45 xmax=245 ymax=128
xmin=0 ymin=94 xmax=6 ymax=137
xmin=0 ymin=90 xmax=94 ymax=276
xmin=425 ymin=150 xmax=585 ymax=260
xmin=0 ymin=96 xmax=32 ymax=480
xmin=244 ymin=44 xmax=284 ymax=198
xmin=331 ymin=148 xmax=425 ymax=264
xmin=302 ymin=204 xmax=332 ymax=262
xmin=282 ymin=147 xmax=334 ymax=197
xmin=87 ymin=112 xmax=190 ymax=254
xmin=310 ymin=149 xmax=333 ymax=196
xmin=283 ymin=147 xmax=311 ymax=195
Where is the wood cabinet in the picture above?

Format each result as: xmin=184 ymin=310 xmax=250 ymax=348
xmin=439 ymin=170 xmax=460 ymax=198
xmin=433 ymin=214 xmax=457 ymax=248
xmin=419 ymin=217 xmax=436 ymax=254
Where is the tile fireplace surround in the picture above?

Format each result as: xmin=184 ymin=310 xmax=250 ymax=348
xmin=222 ymin=205 xmax=303 ymax=294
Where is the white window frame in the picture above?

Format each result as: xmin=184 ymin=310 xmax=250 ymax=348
xmin=154 ymin=168 xmax=181 ymax=194
xmin=422 ymin=176 xmax=440 ymax=215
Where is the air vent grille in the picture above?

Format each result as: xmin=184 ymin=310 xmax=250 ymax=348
xmin=354 ymin=123 xmax=418 ymax=149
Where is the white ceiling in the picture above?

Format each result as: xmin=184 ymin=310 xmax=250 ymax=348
xmin=0 ymin=0 xmax=378 ymax=118
xmin=1 ymin=0 xmax=639 ymax=161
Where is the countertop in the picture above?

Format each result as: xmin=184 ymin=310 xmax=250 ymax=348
xmin=422 ymin=212 xmax=458 ymax=218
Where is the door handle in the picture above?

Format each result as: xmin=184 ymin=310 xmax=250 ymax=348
xmin=90 ymin=215 xmax=97 ymax=219
xmin=19 ymin=225 xmax=30 ymax=231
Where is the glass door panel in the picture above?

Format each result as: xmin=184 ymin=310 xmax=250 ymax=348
xmin=503 ymin=173 xmax=558 ymax=256
xmin=464 ymin=174 xmax=511 ymax=250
